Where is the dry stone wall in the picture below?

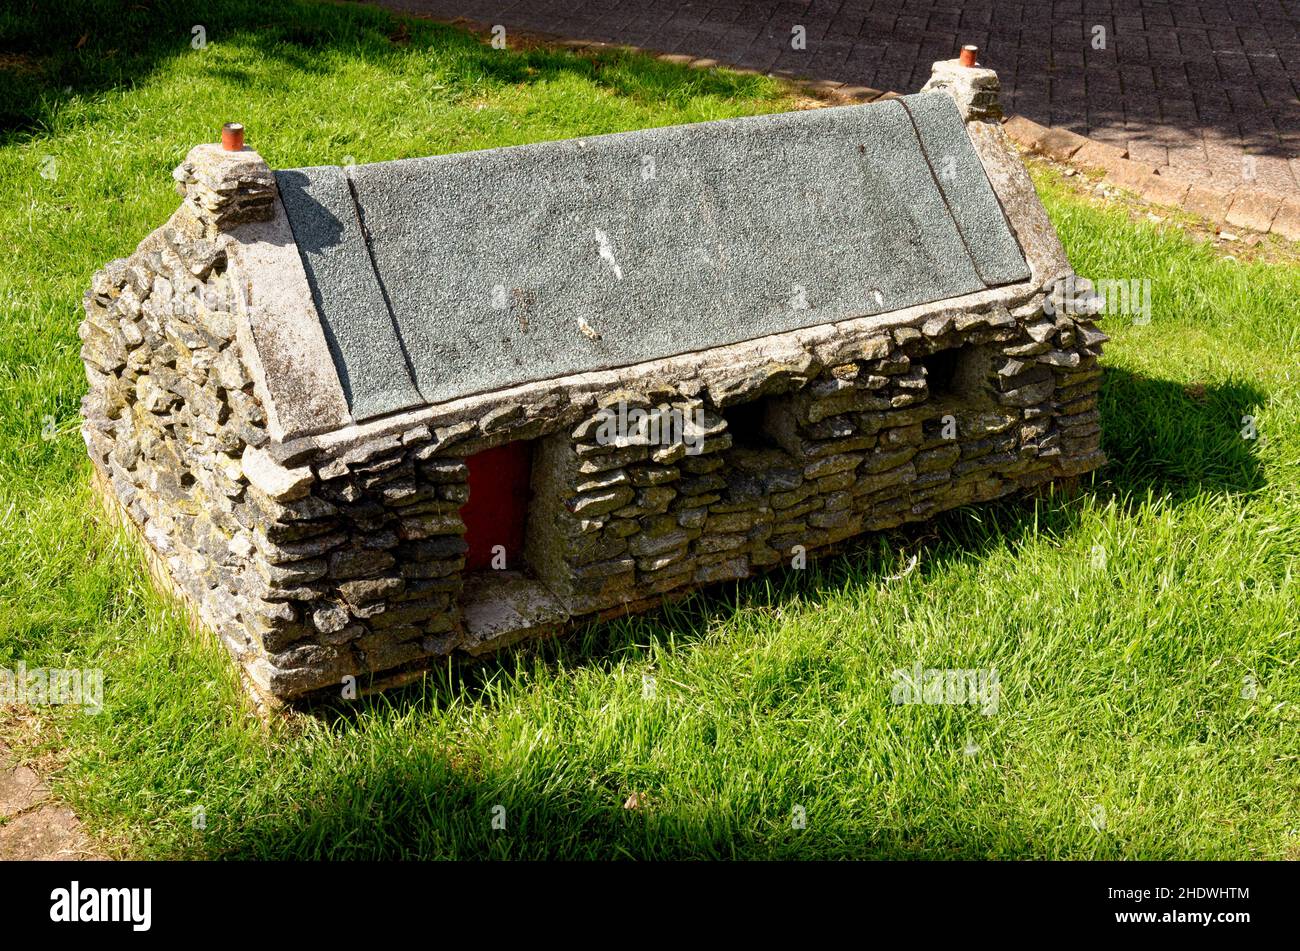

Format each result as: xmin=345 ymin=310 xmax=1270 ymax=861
xmin=522 ymin=300 xmax=1105 ymax=621
xmin=81 ymin=215 xmax=476 ymax=698
xmin=81 ymin=204 xmax=278 ymax=692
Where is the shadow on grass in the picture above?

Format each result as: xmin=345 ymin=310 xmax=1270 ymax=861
xmin=0 ymin=0 xmax=770 ymax=138
xmin=198 ymin=734 xmax=1070 ymax=860
xmin=1098 ymin=366 xmax=1267 ymax=503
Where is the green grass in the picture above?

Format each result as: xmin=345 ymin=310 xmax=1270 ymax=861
xmin=1 ymin=1 xmax=1297 ymax=859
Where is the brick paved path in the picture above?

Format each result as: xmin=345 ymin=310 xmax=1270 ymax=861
xmin=378 ymin=0 xmax=1300 ymax=196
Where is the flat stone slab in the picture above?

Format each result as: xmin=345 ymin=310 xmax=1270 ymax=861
xmin=0 ymin=743 xmax=104 ymax=860
xmin=460 ymin=573 xmax=568 ymax=655
xmin=0 ymin=762 xmax=48 ymax=818
xmin=0 ymin=804 xmax=104 ymax=861
xmin=278 ymin=93 xmax=1029 ymax=422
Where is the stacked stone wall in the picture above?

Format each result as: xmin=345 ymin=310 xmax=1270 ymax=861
xmin=519 ymin=302 xmax=1105 ymax=621
xmin=81 ymin=210 xmax=474 ymax=700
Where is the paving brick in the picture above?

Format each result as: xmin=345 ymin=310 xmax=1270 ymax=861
xmin=1002 ymin=115 xmax=1050 ymax=150
xmin=1138 ymin=170 xmax=1193 ymax=208
xmin=1224 ymin=188 xmax=1283 ymax=232
xmin=837 ymin=85 xmax=885 ymax=102
xmin=1072 ymin=139 xmax=1129 ymax=171
xmin=1165 ymin=143 xmax=1211 ymax=172
xmin=1037 ymin=126 xmax=1091 ymax=161
xmin=1183 ymin=182 xmax=1235 ymax=222
xmin=804 ymin=78 xmax=844 ymax=95
xmin=1244 ymin=154 xmax=1297 ymax=193
xmin=1103 ymin=157 xmax=1159 ymax=193
xmin=1267 ymin=197 xmax=1300 ymax=241
xmin=1126 ymin=140 xmax=1170 ymax=166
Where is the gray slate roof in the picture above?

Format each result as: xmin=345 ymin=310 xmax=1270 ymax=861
xmin=275 ymin=92 xmax=1029 ymax=423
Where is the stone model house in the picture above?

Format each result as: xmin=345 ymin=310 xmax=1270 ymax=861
xmin=80 ymin=59 xmax=1106 ymax=707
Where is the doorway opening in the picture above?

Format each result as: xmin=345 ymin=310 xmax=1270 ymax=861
xmin=460 ymin=440 xmax=534 ymax=572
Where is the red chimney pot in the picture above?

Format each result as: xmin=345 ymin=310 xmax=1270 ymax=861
xmin=221 ymin=122 xmax=245 ymax=151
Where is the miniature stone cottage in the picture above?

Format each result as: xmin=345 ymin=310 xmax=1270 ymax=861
xmin=80 ymin=58 xmax=1106 ymax=706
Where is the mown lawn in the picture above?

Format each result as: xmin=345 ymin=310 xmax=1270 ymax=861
xmin=1 ymin=1 xmax=1296 ymax=859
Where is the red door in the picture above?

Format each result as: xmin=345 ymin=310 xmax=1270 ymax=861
xmin=460 ymin=441 xmax=533 ymax=572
